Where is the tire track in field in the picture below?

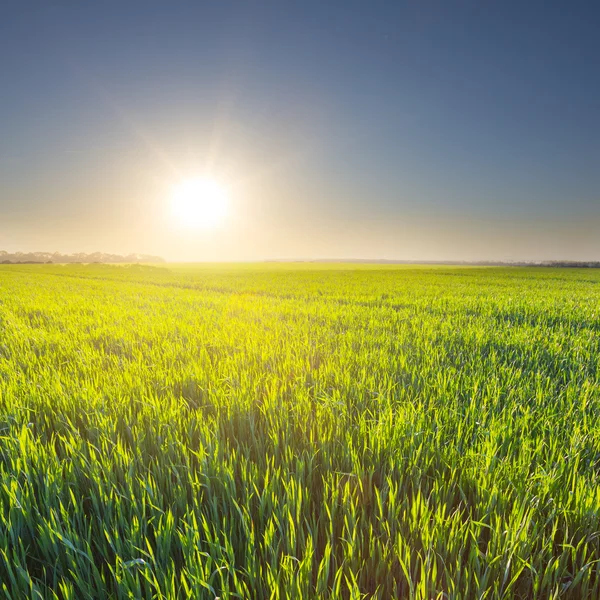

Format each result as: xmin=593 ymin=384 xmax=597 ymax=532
xmin=0 ymin=267 xmax=412 ymax=313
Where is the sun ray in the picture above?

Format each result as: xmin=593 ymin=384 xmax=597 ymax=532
xmin=170 ymin=177 xmax=229 ymax=229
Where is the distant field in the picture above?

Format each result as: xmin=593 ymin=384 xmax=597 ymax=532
xmin=0 ymin=264 xmax=599 ymax=599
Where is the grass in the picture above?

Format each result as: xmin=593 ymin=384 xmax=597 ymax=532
xmin=0 ymin=263 xmax=599 ymax=599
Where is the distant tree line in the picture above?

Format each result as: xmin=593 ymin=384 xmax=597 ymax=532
xmin=0 ymin=251 xmax=164 ymax=264
xmin=269 ymin=259 xmax=600 ymax=268
xmin=536 ymin=261 xmax=600 ymax=268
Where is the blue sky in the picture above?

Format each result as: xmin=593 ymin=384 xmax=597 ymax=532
xmin=1 ymin=1 xmax=599 ymax=260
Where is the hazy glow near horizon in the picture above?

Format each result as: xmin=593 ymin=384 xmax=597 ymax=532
xmin=170 ymin=178 xmax=229 ymax=230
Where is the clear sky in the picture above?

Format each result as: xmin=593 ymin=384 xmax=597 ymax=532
xmin=1 ymin=1 xmax=599 ymax=261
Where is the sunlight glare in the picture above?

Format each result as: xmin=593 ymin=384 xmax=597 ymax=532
xmin=171 ymin=178 xmax=229 ymax=229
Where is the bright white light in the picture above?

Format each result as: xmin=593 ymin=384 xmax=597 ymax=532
xmin=170 ymin=178 xmax=229 ymax=229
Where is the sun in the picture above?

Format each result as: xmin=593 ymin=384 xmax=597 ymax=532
xmin=170 ymin=177 xmax=229 ymax=229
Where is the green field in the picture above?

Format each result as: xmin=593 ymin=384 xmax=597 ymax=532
xmin=0 ymin=264 xmax=599 ymax=599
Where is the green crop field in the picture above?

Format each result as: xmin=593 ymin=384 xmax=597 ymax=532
xmin=0 ymin=264 xmax=599 ymax=599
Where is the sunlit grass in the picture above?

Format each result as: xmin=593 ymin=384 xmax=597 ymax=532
xmin=0 ymin=263 xmax=599 ymax=598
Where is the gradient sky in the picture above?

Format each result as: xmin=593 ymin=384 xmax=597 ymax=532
xmin=1 ymin=1 xmax=599 ymax=261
